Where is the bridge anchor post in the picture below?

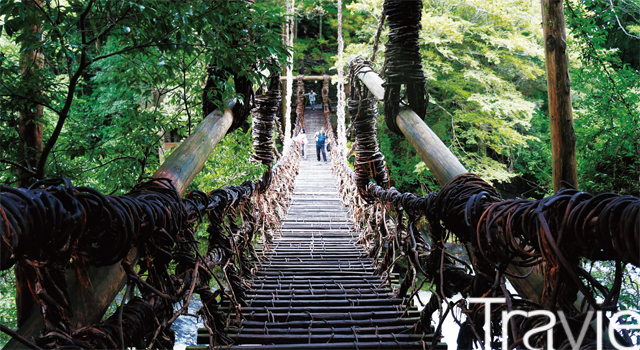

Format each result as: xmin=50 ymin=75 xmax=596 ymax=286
xmin=349 ymin=56 xmax=548 ymax=306
xmin=5 ymin=106 xmax=234 ymax=349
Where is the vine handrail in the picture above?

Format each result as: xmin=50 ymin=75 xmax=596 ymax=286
xmin=332 ymin=55 xmax=640 ymax=348
xmin=1 ymin=72 xmax=304 ymax=349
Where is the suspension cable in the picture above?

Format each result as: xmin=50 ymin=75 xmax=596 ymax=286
xmin=382 ymin=0 xmax=428 ymax=134
xmin=252 ymin=74 xmax=281 ymax=166
xmin=348 ymin=60 xmax=389 ymax=198
xmin=336 ymin=0 xmax=347 ymax=150
xmin=283 ymin=0 xmax=295 ymax=148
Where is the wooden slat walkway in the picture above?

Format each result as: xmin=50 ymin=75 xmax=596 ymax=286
xmin=188 ymin=111 xmax=445 ymax=349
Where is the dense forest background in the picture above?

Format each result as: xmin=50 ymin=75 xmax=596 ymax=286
xmin=288 ymin=0 xmax=639 ymax=199
xmin=1 ymin=0 xmax=639 ymax=346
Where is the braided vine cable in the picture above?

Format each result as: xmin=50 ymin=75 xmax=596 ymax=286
xmin=336 ymin=0 xmax=347 ymax=149
xmin=202 ymin=65 xmax=255 ymax=134
xmin=294 ymin=75 xmax=305 ymax=136
xmin=382 ymin=0 xmax=428 ymax=134
xmin=230 ymin=74 xmax=254 ymax=132
xmin=341 ymin=57 xmax=640 ymax=341
xmin=283 ymin=0 xmax=295 ymax=148
xmin=251 ymin=74 xmax=281 ymax=166
xmin=348 ymin=63 xmax=389 ymax=198
xmin=0 ymin=108 xmax=303 ymax=348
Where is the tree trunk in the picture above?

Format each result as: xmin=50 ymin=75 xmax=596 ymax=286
xmin=16 ymin=0 xmax=44 ymax=328
xmin=542 ymin=0 xmax=578 ymax=191
xmin=17 ymin=0 xmax=44 ymax=189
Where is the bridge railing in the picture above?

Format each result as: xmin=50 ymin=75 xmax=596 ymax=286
xmin=1 ymin=74 xmax=302 ymax=349
xmin=326 ymin=56 xmax=640 ymax=347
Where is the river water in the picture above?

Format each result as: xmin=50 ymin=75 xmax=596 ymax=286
xmin=171 ymin=296 xmax=204 ymax=350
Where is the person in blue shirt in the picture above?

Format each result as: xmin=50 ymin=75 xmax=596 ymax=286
xmin=307 ymin=90 xmax=317 ymax=110
xmin=315 ymin=128 xmax=327 ymax=162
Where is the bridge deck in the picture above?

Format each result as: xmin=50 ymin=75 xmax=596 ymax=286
xmin=189 ymin=110 xmax=446 ymax=349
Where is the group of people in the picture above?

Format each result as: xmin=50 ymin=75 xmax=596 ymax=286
xmin=292 ymin=89 xmax=327 ymax=162
xmin=293 ymin=127 xmax=328 ymax=162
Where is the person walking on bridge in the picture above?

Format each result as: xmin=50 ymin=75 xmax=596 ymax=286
xmin=293 ymin=128 xmax=308 ymax=159
xmin=307 ymin=90 xmax=317 ymax=110
xmin=315 ymin=128 xmax=327 ymax=162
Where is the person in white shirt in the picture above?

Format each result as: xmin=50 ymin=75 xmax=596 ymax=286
xmin=293 ymin=128 xmax=308 ymax=159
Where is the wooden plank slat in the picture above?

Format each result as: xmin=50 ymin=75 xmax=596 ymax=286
xmin=188 ymin=110 xmax=445 ymax=350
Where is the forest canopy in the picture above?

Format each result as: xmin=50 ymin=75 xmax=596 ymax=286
xmin=335 ymin=0 xmax=639 ymax=196
xmin=286 ymin=0 xmax=639 ymax=197
xmin=0 ymin=0 xmax=287 ymax=193
xmin=1 ymin=0 xmax=638 ymax=196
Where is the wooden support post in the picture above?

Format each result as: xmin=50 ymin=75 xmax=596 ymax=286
xmin=351 ymin=60 xmax=546 ymax=305
xmin=152 ymin=107 xmax=234 ymax=194
xmin=5 ymin=108 xmax=234 ymax=349
xmin=396 ymin=109 xmax=466 ymax=186
xmin=542 ymin=0 xmax=578 ymax=192
xmin=280 ymin=75 xmax=337 ymax=82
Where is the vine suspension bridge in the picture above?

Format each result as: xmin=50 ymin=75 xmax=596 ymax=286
xmin=1 ymin=1 xmax=640 ymax=349
xmin=195 ymin=111 xmax=446 ymax=349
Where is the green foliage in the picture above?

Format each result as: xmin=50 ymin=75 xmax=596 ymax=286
xmin=0 ymin=0 xmax=288 ymax=191
xmin=565 ymin=0 xmax=640 ymax=196
xmin=0 ymin=270 xmax=17 ymax=347
xmin=509 ymin=107 xmax=553 ymax=192
xmin=344 ymin=0 xmax=638 ymax=197
xmin=377 ymin=112 xmax=439 ymax=194
xmin=0 ymin=2 xmax=286 ymax=339
xmin=289 ymin=0 xmax=371 ymax=75
xmin=418 ymin=0 xmax=547 ymax=185
xmin=583 ymin=260 xmax=640 ymax=312
xmin=0 ymin=0 xmax=638 ymax=345
xmin=572 ymin=62 xmax=640 ymax=195
xmin=344 ymin=0 xmax=551 ymax=192
xmin=190 ymin=125 xmax=267 ymax=193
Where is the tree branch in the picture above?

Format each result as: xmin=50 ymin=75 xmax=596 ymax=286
xmin=34 ymin=2 xmax=93 ymax=179
xmin=91 ymin=40 xmax=179 ymax=62
xmin=0 ymin=159 xmax=35 ymax=174
xmin=608 ymin=0 xmax=640 ymax=40
xmin=0 ymin=90 xmax=61 ymax=115
xmin=81 ymin=156 xmax=137 ymax=173
xmin=564 ymin=0 xmax=636 ymax=119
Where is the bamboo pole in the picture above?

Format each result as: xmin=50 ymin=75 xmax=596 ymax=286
xmin=351 ymin=60 xmax=545 ymax=304
xmin=542 ymin=0 xmax=578 ymax=191
xmin=5 ymin=107 xmax=234 ymax=349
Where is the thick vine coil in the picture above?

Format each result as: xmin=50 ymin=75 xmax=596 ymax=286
xmin=382 ymin=0 xmax=428 ymax=134
xmin=331 ymin=57 xmax=640 ymax=348
xmin=0 ymin=74 xmax=303 ymax=349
